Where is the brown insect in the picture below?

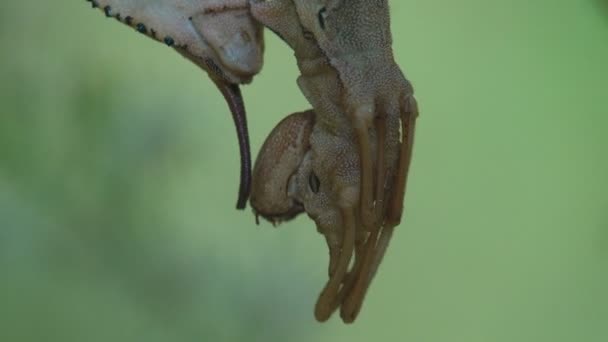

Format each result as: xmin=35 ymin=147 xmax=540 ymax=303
xmin=87 ymin=0 xmax=418 ymax=323
xmin=249 ymin=0 xmax=418 ymax=323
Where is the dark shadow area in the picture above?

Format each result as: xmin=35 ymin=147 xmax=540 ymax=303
xmin=595 ymin=0 xmax=608 ymax=23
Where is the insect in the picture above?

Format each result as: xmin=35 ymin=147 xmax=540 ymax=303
xmin=249 ymin=0 xmax=418 ymax=323
xmin=86 ymin=0 xmax=418 ymax=323
xmin=85 ymin=0 xmax=265 ymax=209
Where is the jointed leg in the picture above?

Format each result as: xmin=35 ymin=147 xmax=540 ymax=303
xmin=356 ymin=95 xmax=418 ymax=306
xmin=374 ymin=115 xmax=388 ymax=224
xmin=351 ymin=106 xmax=377 ymax=231
xmin=339 ymin=114 xmax=389 ymax=323
xmin=340 ymin=229 xmax=379 ymax=322
xmin=314 ymin=207 xmax=356 ymax=322
xmin=386 ymin=95 xmax=418 ymax=227
xmin=365 ymin=96 xmax=417 ymax=286
xmin=341 ymin=96 xmax=418 ymax=322
xmin=333 ymin=226 xmax=368 ymax=308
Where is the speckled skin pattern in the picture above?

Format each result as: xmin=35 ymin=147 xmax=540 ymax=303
xmin=249 ymin=0 xmax=418 ymax=323
xmin=86 ymin=0 xmax=263 ymax=82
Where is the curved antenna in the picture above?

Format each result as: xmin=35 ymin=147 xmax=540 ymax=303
xmin=214 ymin=80 xmax=252 ymax=209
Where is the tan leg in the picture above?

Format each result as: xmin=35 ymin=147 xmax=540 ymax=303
xmin=340 ymin=230 xmax=378 ymax=322
xmin=363 ymin=95 xmax=417 ymax=288
xmin=333 ymin=227 xmax=367 ymax=307
xmin=351 ymin=106 xmax=377 ymax=231
xmin=326 ymin=239 xmax=340 ymax=277
xmin=341 ymin=96 xmax=418 ymax=322
xmin=367 ymin=224 xmax=395 ymax=283
xmin=352 ymin=95 xmax=418 ymax=311
xmin=316 ymin=102 xmax=396 ymax=322
xmin=347 ymin=228 xmax=369 ymax=280
xmin=339 ymin=115 xmax=388 ymax=323
xmin=314 ymin=207 xmax=356 ymax=322
xmin=374 ymin=115 xmax=388 ymax=223
xmin=386 ymin=95 xmax=418 ymax=227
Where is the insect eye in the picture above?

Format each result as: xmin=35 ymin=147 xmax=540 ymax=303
xmin=302 ymin=29 xmax=315 ymax=41
xmin=308 ymin=172 xmax=320 ymax=193
xmin=318 ymin=7 xmax=327 ymax=30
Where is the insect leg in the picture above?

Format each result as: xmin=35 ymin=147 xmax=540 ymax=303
xmin=314 ymin=207 xmax=356 ymax=322
xmin=374 ymin=115 xmax=388 ymax=224
xmin=343 ymin=94 xmax=418 ymax=316
xmin=356 ymin=95 xmax=418 ymax=297
xmin=339 ymin=113 xmax=390 ymax=322
xmin=385 ymin=94 xmax=418 ymax=227
xmin=351 ymin=105 xmax=377 ymax=231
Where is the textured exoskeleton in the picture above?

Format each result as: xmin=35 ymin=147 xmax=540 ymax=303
xmin=86 ymin=0 xmax=265 ymax=208
xmin=250 ymin=0 xmax=418 ymax=323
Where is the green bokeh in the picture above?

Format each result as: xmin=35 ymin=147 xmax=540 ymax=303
xmin=0 ymin=1 xmax=606 ymax=341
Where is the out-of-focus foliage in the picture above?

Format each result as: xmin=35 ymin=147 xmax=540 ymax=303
xmin=0 ymin=1 xmax=606 ymax=341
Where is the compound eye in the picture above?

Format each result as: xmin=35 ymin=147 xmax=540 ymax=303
xmin=308 ymin=171 xmax=321 ymax=193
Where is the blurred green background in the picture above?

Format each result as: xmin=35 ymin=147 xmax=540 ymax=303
xmin=1 ymin=1 xmax=607 ymax=341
